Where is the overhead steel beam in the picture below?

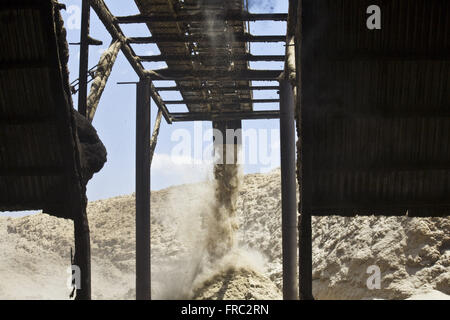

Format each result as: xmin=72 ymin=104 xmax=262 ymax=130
xmin=116 ymin=12 xmax=288 ymax=23
xmin=90 ymin=0 xmax=172 ymax=124
xmin=171 ymin=110 xmax=280 ymax=122
xmin=297 ymin=0 xmax=314 ymax=300
xmin=128 ymin=34 xmax=285 ymax=44
xmin=156 ymin=85 xmax=280 ymax=91
xmin=139 ymin=54 xmax=285 ymax=62
xmin=147 ymin=69 xmax=283 ymax=81
xmin=165 ymin=98 xmax=279 ymax=105
xmin=90 ymin=0 xmax=143 ymax=77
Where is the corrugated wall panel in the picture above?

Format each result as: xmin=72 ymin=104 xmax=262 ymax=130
xmin=0 ymin=1 xmax=83 ymax=217
xmin=301 ymin=0 xmax=450 ymax=217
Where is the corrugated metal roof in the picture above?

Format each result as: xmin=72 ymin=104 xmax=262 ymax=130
xmin=0 ymin=0 xmax=84 ymax=218
xmin=299 ymin=0 xmax=450 ymax=216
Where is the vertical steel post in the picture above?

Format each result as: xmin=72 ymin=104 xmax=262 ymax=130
xmin=73 ymin=199 xmax=91 ymax=300
xmin=296 ymin=0 xmax=314 ymax=299
xmin=136 ymin=78 xmax=151 ymax=300
xmin=73 ymin=0 xmax=91 ymax=301
xmin=298 ymin=105 xmax=313 ymax=299
xmin=298 ymin=107 xmax=314 ymax=300
xmin=78 ymin=0 xmax=90 ymax=117
xmin=298 ymin=206 xmax=313 ymax=299
xmin=279 ymin=79 xmax=298 ymax=300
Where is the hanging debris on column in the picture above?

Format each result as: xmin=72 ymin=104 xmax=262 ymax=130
xmin=150 ymin=109 xmax=163 ymax=165
xmin=73 ymin=110 xmax=108 ymax=185
xmin=87 ymin=40 xmax=122 ymax=122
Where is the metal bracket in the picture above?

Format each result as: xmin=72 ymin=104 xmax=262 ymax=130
xmin=70 ymin=64 xmax=99 ymax=94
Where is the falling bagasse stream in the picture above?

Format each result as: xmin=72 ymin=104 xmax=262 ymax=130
xmin=207 ymin=144 xmax=241 ymax=260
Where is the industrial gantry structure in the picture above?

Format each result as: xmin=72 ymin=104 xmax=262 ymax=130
xmin=1 ymin=0 xmax=449 ymax=301
xmin=79 ymin=0 xmax=298 ymax=300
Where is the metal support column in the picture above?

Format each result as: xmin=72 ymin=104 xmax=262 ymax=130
xmin=298 ymin=207 xmax=313 ymax=299
xmin=279 ymin=79 xmax=298 ymax=300
xmin=73 ymin=0 xmax=91 ymax=301
xmin=295 ymin=0 xmax=314 ymax=300
xmin=299 ymin=124 xmax=313 ymax=300
xmin=73 ymin=198 xmax=91 ymax=300
xmin=136 ymin=78 xmax=151 ymax=300
xmin=298 ymin=112 xmax=314 ymax=300
xmin=78 ymin=0 xmax=90 ymax=117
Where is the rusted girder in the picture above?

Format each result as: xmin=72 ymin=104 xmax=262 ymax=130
xmin=128 ymin=34 xmax=285 ymax=44
xmin=171 ymin=110 xmax=280 ymax=122
xmin=139 ymin=54 xmax=285 ymax=62
xmin=89 ymin=0 xmax=172 ymax=124
xmin=165 ymin=98 xmax=280 ymax=105
xmin=156 ymin=85 xmax=280 ymax=91
xmin=147 ymin=69 xmax=283 ymax=81
xmin=116 ymin=12 xmax=288 ymax=23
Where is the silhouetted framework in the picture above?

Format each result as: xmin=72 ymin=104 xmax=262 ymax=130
xmin=90 ymin=0 xmax=284 ymax=122
xmin=3 ymin=0 xmax=447 ymax=303
xmin=87 ymin=0 xmax=291 ymax=301
xmin=0 ymin=0 xmax=91 ymax=300
xmin=74 ymin=0 xmax=91 ymax=300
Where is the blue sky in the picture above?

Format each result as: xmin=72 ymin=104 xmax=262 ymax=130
xmin=3 ymin=1 xmax=288 ymax=216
